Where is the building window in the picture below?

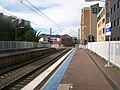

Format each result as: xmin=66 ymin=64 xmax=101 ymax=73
xmin=103 ymin=28 xmax=105 ymax=34
xmin=117 ymin=0 xmax=120 ymax=8
xmin=98 ymin=24 xmax=99 ymax=27
xmin=111 ymin=22 xmax=113 ymax=28
xmin=114 ymin=20 xmax=116 ymax=27
xmin=117 ymin=37 xmax=120 ymax=41
xmin=111 ymin=7 xmax=113 ymax=14
xmin=114 ymin=37 xmax=116 ymax=41
xmin=102 ymin=19 xmax=105 ymax=24
xmin=114 ymin=4 xmax=116 ymax=11
xmin=111 ymin=38 xmax=113 ymax=41
xmin=117 ymin=17 xmax=120 ymax=25
xmin=97 ymin=16 xmax=100 ymax=22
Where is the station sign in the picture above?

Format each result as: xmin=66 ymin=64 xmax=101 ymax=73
xmin=106 ymin=22 xmax=111 ymax=36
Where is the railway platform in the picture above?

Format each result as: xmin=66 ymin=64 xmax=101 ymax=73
xmin=41 ymin=47 xmax=120 ymax=90
xmin=0 ymin=48 xmax=48 ymax=58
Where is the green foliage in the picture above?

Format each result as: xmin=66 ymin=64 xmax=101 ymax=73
xmin=87 ymin=35 xmax=95 ymax=42
xmin=23 ymin=28 xmax=41 ymax=42
xmin=0 ymin=17 xmax=41 ymax=42
xmin=0 ymin=18 xmax=15 ymax=41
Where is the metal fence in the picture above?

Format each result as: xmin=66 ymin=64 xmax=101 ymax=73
xmin=87 ymin=41 xmax=120 ymax=68
xmin=0 ymin=41 xmax=50 ymax=51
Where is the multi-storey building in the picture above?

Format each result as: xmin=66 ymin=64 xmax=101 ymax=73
xmin=106 ymin=0 xmax=120 ymax=41
xmin=40 ymin=34 xmax=74 ymax=47
xmin=90 ymin=3 xmax=101 ymax=42
xmin=61 ymin=34 xmax=74 ymax=47
xmin=97 ymin=5 xmax=106 ymax=42
xmin=80 ymin=7 xmax=90 ymax=45
xmin=0 ymin=13 xmax=31 ymax=28
xmin=80 ymin=4 xmax=101 ymax=44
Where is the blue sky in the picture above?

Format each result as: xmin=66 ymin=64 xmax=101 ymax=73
xmin=0 ymin=0 xmax=104 ymax=37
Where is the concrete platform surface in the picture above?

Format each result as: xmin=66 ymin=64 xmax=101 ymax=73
xmin=59 ymin=48 xmax=120 ymax=90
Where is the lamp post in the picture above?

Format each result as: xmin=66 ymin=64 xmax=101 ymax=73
xmin=78 ymin=28 xmax=80 ymax=45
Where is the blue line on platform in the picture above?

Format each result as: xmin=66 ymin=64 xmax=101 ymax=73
xmin=42 ymin=47 xmax=77 ymax=90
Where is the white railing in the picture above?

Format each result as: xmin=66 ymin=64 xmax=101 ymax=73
xmin=87 ymin=41 xmax=120 ymax=68
xmin=0 ymin=41 xmax=50 ymax=51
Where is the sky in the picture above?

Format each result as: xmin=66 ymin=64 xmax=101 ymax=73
xmin=0 ymin=0 xmax=104 ymax=37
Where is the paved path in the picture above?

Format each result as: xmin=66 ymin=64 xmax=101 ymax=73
xmin=60 ymin=48 xmax=114 ymax=90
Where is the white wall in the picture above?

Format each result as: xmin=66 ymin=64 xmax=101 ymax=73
xmin=87 ymin=41 xmax=120 ymax=68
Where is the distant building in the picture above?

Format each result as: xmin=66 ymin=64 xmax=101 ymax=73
xmin=40 ymin=34 xmax=74 ymax=47
xmin=61 ymin=34 xmax=74 ymax=47
xmin=0 ymin=13 xmax=31 ymax=28
xmin=90 ymin=3 xmax=101 ymax=42
xmin=97 ymin=5 xmax=106 ymax=42
xmin=20 ymin=19 xmax=31 ymax=27
xmin=39 ymin=34 xmax=49 ymax=43
xmin=11 ymin=18 xmax=20 ymax=28
xmin=72 ymin=36 xmax=78 ymax=45
xmin=80 ymin=4 xmax=102 ymax=44
xmin=106 ymin=0 xmax=120 ymax=41
xmin=39 ymin=34 xmax=62 ymax=48
xmin=80 ymin=7 xmax=90 ymax=45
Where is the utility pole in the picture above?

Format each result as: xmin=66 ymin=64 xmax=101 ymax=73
xmin=105 ymin=0 xmax=112 ymax=67
xmin=78 ymin=28 xmax=80 ymax=44
xmin=50 ymin=28 xmax=52 ymax=48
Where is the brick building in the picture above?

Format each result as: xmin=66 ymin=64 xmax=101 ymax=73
xmin=80 ymin=7 xmax=90 ymax=45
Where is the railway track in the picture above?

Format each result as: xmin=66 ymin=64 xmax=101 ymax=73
xmin=0 ymin=49 xmax=61 ymax=75
xmin=0 ymin=48 xmax=71 ymax=90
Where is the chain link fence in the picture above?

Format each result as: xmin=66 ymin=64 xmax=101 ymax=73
xmin=0 ymin=41 xmax=50 ymax=51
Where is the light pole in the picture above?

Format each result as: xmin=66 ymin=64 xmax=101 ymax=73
xmin=105 ymin=0 xmax=112 ymax=67
xmin=50 ymin=28 xmax=52 ymax=48
xmin=78 ymin=28 xmax=80 ymax=45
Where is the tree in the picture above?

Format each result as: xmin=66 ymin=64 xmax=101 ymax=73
xmin=0 ymin=16 xmax=41 ymax=42
xmin=0 ymin=17 xmax=15 ymax=41
xmin=87 ymin=35 xmax=95 ymax=42
xmin=33 ymin=30 xmax=41 ymax=42
xmin=23 ymin=28 xmax=41 ymax=42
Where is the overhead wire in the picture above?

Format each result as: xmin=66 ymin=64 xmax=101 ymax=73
xmin=25 ymin=0 xmax=64 ymax=29
xmin=18 ymin=0 xmax=63 ymax=30
xmin=0 ymin=7 xmax=50 ymax=33
xmin=18 ymin=0 xmax=77 ymax=35
xmin=31 ymin=23 xmax=50 ymax=31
